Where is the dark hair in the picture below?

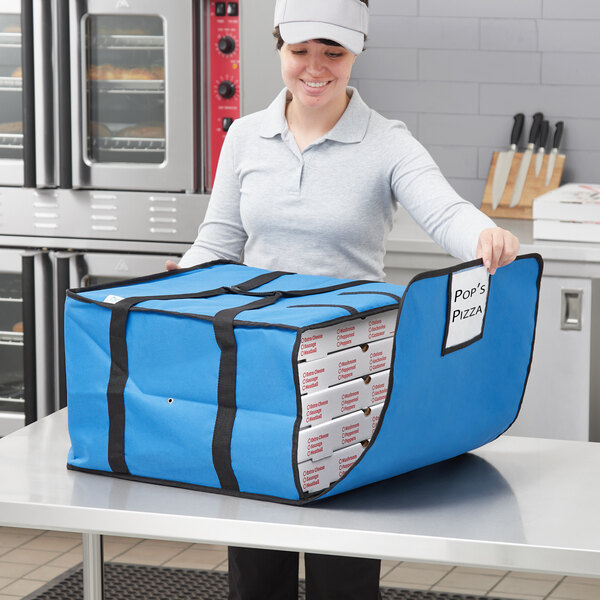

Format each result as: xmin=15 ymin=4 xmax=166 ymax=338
xmin=273 ymin=0 xmax=368 ymax=51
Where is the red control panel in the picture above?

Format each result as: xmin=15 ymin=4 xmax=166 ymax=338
xmin=208 ymin=0 xmax=240 ymax=189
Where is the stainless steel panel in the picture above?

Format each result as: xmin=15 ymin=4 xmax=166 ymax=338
xmin=0 ymin=2 xmax=21 ymax=18
xmin=198 ymin=0 xmax=206 ymax=192
xmin=0 ymin=234 xmax=188 ymax=255
xmin=0 ymin=187 xmax=208 ymax=243
xmin=71 ymin=0 xmax=196 ymax=192
xmin=30 ymin=251 xmax=55 ymax=418
xmin=0 ymin=161 xmax=23 ymax=187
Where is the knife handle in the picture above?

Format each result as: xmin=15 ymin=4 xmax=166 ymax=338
xmin=539 ymin=120 xmax=550 ymax=149
xmin=553 ymin=121 xmax=564 ymax=150
xmin=528 ymin=112 xmax=544 ymax=145
xmin=511 ymin=113 xmax=525 ymax=146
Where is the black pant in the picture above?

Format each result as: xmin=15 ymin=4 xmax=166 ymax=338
xmin=228 ymin=546 xmax=381 ymax=600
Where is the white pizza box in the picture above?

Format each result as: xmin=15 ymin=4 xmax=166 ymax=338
xmin=298 ymin=442 xmax=367 ymax=493
xmin=297 ymin=402 xmax=384 ymax=463
xmin=298 ymin=456 xmax=330 ymax=493
xmin=300 ymin=369 xmax=390 ymax=428
xmin=533 ymin=219 xmax=600 ymax=243
xmin=297 ymin=337 xmax=394 ymax=395
xmin=533 ymin=184 xmax=600 ymax=223
xmin=331 ymin=440 xmax=367 ymax=481
xmin=298 ymin=309 xmax=397 ymax=362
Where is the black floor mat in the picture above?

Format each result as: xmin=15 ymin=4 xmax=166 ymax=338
xmin=24 ymin=562 xmax=511 ymax=600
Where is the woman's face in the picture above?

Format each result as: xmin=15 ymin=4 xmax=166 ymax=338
xmin=279 ymin=40 xmax=357 ymax=111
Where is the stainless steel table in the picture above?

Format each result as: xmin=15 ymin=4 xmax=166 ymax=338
xmin=1 ymin=410 xmax=599 ymax=599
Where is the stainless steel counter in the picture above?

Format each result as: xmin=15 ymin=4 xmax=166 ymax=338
xmin=1 ymin=409 xmax=599 ymax=598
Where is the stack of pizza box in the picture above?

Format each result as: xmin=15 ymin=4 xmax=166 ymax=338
xmin=295 ymin=309 xmax=398 ymax=493
xmin=533 ymin=184 xmax=600 ymax=242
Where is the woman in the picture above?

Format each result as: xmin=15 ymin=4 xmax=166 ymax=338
xmin=169 ymin=0 xmax=519 ymax=597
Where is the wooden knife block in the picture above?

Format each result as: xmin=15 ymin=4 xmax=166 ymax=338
xmin=481 ymin=152 xmax=565 ymax=220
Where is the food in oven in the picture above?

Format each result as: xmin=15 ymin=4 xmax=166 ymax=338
xmin=88 ymin=64 xmax=164 ymax=81
xmin=115 ymin=123 xmax=165 ymax=138
xmin=0 ymin=121 xmax=23 ymax=134
xmin=89 ymin=122 xmax=112 ymax=138
xmin=10 ymin=67 xmax=21 ymax=78
xmin=96 ymin=25 xmax=153 ymax=36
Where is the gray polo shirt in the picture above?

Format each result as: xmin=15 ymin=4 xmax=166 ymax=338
xmin=179 ymin=87 xmax=495 ymax=280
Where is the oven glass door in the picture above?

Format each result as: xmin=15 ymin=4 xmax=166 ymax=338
xmin=0 ymin=4 xmax=24 ymax=186
xmin=86 ymin=14 xmax=166 ymax=166
xmin=0 ymin=269 xmax=24 ymax=436
xmin=71 ymin=0 xmax=196 ymax=192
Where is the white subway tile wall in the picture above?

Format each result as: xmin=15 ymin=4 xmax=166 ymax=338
xmin=352 ymin=0 xmax=600 ymax=206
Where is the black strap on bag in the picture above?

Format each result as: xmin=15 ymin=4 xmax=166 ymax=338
xmin=107 ymin=289 xmax=228 ymax=473
xmin=212 ymin=293 xmax=283 ymax=491
xmin=105 ymin=269 xmax=372 ymax=487
xmin=106 ymin=271 xmax=290 ymax=475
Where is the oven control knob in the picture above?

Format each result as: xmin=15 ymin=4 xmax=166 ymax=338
xmin=218 ymin=80 xmax=236 ymax=99
xmin=218 ymin=36 xmax=236 ymax=54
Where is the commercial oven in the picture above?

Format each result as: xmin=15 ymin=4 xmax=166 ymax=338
xmin=0 ymin=0 xmax=267 ymax=193
xmin=0 ymin=0 xmax=281 ymax=435
xmin=0 ymin=243 xmax=185 ymax=436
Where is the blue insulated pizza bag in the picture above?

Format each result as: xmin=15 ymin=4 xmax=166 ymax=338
xmin=65 ymin=255 xmax=542 ymax=504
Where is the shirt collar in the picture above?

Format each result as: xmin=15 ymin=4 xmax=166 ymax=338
xmin=259 ymin=86 xmax=370 ymax=144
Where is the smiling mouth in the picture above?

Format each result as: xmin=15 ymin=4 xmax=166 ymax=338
xmin=301 ymin=80 xmax=331 ymax=88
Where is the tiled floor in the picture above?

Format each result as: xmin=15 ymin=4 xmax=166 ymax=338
xmin=1 ymin=527 xmax=599 ymax=600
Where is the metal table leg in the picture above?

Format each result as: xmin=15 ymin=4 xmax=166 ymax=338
xmin=82 ymin=533 xmax=104 ymax=600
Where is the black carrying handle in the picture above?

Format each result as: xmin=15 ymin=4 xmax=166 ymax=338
xmin=553 ymin=121 xmax=564 ymax=150
xmin=510 ymin=113 xmax=525 ymax=146
xmin=528 ymin=112 xmax=544 ymax=145
xmin=104 ymin=273 xmax=373 ymax=307
xmin=539 ymin=120 xmax=550 ymax=150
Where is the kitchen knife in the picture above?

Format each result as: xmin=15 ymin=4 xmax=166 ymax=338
xmin=492 ymin=113 xmax=525 ymax=210
xmin=545 ymin=121 xmax=564 ymax=187
xmin=535 ymin=120 xmax=549 ymax=177
xmin=509 ymin=112 xmax=544 ymax=208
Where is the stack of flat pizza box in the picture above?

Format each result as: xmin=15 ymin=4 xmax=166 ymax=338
xmin=295 ymin=309 xmax=398 ymax=493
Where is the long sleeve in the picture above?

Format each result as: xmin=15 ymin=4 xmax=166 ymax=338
xmin=388 ymin=125 xmax=496 ymax=262
xmin=179 ymin=122 xmax=247 ymax=268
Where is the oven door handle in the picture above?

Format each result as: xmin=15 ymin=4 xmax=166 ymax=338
xmin=21 ymin=251 xmax=54 ymax=422
xmin=69 ymin=0 xmax=90 ymax=189
xmin=21 ymin=253 xmax=38 ymax=424
xmin=21 ymin=0 xmax=37 ymax=187
xmin=58 ymin=0 xmax=73 ymax=189
xmin=55 ymin=252 xmax=87 ymax=410
xmin=32 ymin=0 xmax=59 ymax=188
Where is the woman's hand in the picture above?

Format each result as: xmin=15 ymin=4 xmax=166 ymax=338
xmin=476 ymin=227 xmax=520 ymax=275
xmin=165 ymin=260 xmax=181 ymax=271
